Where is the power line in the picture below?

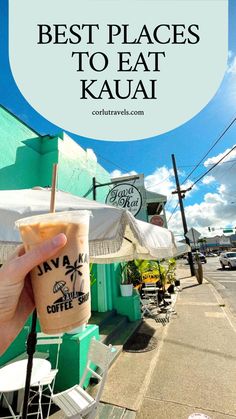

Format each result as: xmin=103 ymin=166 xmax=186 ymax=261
xmin=164 ymin=196 xmax=176 ymax=212
xmin=184 ymin=157 xmax=236 ymax=186
xmin=96 ymin=132 xmax=236 ymax=188
xmin=146 ymin=157 xmax=236 ymax=194
xmin=145 ymin=174 xmax=173 ymax=188
xmin=167 ymin=202 xmax=179 ymax=223
xmin=178 ymin=158 xmax=236 ymax=169
xmin=190 ymin=144 xmax=236 ymax=189
xmin=203 ymin=160 xmax=236 ymax=189
xmin=181 ymin=115 xmax=236 ymax=185
xmin=96 ymin=152 xmax=133 ymax=175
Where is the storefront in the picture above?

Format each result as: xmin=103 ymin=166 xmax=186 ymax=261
xmin=0 ymin=105 xmax=167 ymax=390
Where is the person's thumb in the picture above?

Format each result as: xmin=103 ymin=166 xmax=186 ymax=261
xmin=12 ymin=233 xmax=67 ymax=278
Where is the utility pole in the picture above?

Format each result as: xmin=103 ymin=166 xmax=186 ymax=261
xmin=171 ymin=154 xmax=195 ymax=276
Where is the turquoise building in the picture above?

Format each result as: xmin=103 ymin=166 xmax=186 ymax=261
xmin=0 ymin=105 xmax=166 ymax=391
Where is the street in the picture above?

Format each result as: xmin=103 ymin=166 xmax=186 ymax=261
xmin=200 ymin=256 xmax=236 ymax=316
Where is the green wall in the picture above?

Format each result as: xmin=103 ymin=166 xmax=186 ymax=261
xmin=0 ymin=106 xmax=114 ymax=313
xmin=0 ymin=106 xmax=41 ymax=189
xmin=0 ymin=105 xmax=140 ymax=319
xmin=0 ymin=107 xmax=110 ymax=200
xmin=57 ymin=133 xmax=110 ymax=201
xmin=0 ymin=106 xmax=141 ymax=389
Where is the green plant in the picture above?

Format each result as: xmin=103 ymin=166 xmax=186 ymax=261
xmin=120 ymin=258 xmax=176 ymax=290
xmin=166 ymin=258 xmax=177 ymax=284
xmin=155 ymin=258 xmax=177 ymax=291
xmin=89 ymin=263 xmax=97 ymax=287
xmin=156 ymin=261 xmax=168 ymax=291
xmin=120 ymin=259 xmax=160 ymax=285
xmin=120 ymin=261 xmax=141 ymax=285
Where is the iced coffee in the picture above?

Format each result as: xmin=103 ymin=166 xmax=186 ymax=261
xmin=16 ymin=211 xmax=91 ymax=334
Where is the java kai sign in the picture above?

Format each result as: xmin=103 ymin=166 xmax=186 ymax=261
xmin=8 ymin=0 xmax=228 ymax=141
xmin=106 ymin=183 xmax=142 ymax=216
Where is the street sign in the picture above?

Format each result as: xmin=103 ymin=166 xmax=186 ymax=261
xmin=185 ymin=228 xmax=201 ymax=243
xmin=223 ymin=228 xmax=233 ymax=233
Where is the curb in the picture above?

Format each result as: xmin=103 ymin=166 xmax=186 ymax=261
xmin=204 ymin=274 xmax=236 ymax=322
xmin=203 ymin=273 xmax=226 ymax=292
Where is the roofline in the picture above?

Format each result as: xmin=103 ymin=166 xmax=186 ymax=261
xmin=0 ymin=103 xmax=41 ymax=136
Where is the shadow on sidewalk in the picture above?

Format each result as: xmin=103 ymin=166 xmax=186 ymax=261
xmin=178 ymin=275 xmax=192 ymax=280
xmin=182 ymin=283 xmax=200 ymax=290
xmin=138 ymin=320 xmax=157 ymax=337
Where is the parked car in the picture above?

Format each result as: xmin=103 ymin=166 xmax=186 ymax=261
xmin=192 ymin=252 xmax=207 ymax=264
xmin=219 ymin=252 xmax=236 ymax=269
xmin=207 ymin=252 xmax=218 ymax=257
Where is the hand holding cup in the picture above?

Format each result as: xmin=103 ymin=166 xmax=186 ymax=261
xmin=0 ymin=233 xmax=67 ymax=354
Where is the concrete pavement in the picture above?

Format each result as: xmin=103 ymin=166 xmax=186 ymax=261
xmin=101 ymin=265 xmax=236 ymax=418
xmin=51 ymin=264 xmax=236 ymax=418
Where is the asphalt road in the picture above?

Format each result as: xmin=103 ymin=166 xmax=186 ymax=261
xmin=202 ymin=256 xmax=236 ymax=316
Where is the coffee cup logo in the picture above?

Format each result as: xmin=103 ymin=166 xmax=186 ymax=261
xmin=36 ymin=253 xmax=89 ymax=315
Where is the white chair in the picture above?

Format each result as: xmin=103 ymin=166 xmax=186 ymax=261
xmin=52 ymin=337 xmax=112 ymax=419
xmin=140 ymin=298 xmax=156 ymax=318
xmin=29 ymin=332 xmax=63 ymax=419
xmin=0 ymin=392 xmax=17 ymax=418
xmin=142 ymin=284 xmax=159 ymax=307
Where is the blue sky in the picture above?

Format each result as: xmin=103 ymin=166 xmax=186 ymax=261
xmin=1 ymin=0 xmax=236 ymax=236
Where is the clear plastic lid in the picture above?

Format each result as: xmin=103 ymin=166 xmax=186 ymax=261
xmin=15 ymin=210 xmax=91 ymax=227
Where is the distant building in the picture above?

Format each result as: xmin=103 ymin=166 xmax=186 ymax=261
xmin=199 ymin=235 xmax=232 ymax=253
xmin=230 ymin=234 xmax=236 ymax=248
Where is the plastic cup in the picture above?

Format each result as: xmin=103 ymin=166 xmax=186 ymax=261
xmin=16 ymin=210 xmax=91 ymax=334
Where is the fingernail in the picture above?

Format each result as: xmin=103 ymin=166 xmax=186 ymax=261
xmin=52 ymin=233 xmax=67 ymax=247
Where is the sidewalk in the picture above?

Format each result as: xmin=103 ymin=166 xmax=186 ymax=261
xmin=100 ymin=264 xmax=236 ymax=419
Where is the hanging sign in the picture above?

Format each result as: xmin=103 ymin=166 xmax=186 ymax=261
xmin=150 ymin=215 xmax=164 ymax=227
xmin=106 ymin=183 xmax=142 ymax=216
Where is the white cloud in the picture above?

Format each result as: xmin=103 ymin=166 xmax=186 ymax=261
xmin=204 ymin=146 xmax=236 ymax=167
xmin=110 ymin=169 xmax=138 ymax=178
xmin=145 ymin=166 xmax=175 ymax=197
xmin=109 ymin=147 xmax=236 ymax=239
xmin=144 ymin=166 xmax=198 ymax=210
xmin=168 ymin=146 xmax=236 ymax=237
xmin=203 ymin=146 xmax=236 ymax=201
xmin=204 ymin=193 xmax=224 ymax=204
xmin=167 ymin=198 xmax=230 ymax=238
xmin=202 ymin=175 xmax=215 ymax=185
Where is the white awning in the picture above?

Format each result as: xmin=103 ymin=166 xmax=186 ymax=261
xmin=0 ymin=188 xmax=177 ymax=263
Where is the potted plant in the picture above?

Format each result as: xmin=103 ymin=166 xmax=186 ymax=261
xmin=156 ymin=261 xmax=168 ymax=293
xmin=120 ymin=261 xmax=141 ymax=296
xmin=166 ymin=258 xmax=178 ymax=291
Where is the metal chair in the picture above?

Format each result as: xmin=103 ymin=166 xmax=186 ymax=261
xmin=0 ymin=358 xmax=51 ymax=419
xmin=142 ymin=283 xmax=159 ymax=307
xmin=52 ymin=337 xmax=113 ymax=419
xmin=0 ymin=392 xmax=17 ymax=418
xmin=29 ymin=332 xmax=63 ymax=419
